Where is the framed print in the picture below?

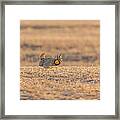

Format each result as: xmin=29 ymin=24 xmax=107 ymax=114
xmin=0 ymin=0 xmax=120 ymax=119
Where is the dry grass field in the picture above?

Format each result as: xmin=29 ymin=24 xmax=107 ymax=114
xmin=20 ymin=20 xmax=100 ymax=100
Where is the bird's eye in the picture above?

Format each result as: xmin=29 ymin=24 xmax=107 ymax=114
xmin=59 ymin=55 xmax=62 ymax=58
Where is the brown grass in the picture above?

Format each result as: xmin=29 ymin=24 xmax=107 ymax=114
xmin=20 ymin=66 xmax=100 ymax=100
xmin=20 ymin=20 xmax=100 ymax=100
xmin=20 ymin=20 xmax=100 ymax=66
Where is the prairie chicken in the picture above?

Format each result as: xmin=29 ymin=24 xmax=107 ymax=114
xmin=39 ymin=53 xmax=62 ymax=68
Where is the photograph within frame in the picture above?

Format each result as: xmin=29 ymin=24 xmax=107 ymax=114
xmin=20 ymin=20 xmax=100 ymax=100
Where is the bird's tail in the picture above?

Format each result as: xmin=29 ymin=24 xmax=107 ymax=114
xmin=40 ymin=52 xmax=45 ymax=58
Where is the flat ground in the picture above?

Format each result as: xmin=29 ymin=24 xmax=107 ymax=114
xmin=20 ymin=66 xmax=99 ymax=100
xmin=20 ymin=20 xmax=100 ymax=100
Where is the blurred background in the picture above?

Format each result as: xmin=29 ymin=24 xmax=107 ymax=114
xmin=20 ymin=20 xmax=100 ymax=66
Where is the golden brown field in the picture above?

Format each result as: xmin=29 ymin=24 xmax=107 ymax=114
xmin=20 ymin=20 xmax=100 ymax=100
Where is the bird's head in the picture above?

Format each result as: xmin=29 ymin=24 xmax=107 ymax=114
xmin=57 ymin=54 xmax=63 ymax=62
xmin=54 ymin=54 xmax=63 ymax=65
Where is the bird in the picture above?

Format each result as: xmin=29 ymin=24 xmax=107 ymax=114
xmin=39 ymin=53 xmax=62 ymax=68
